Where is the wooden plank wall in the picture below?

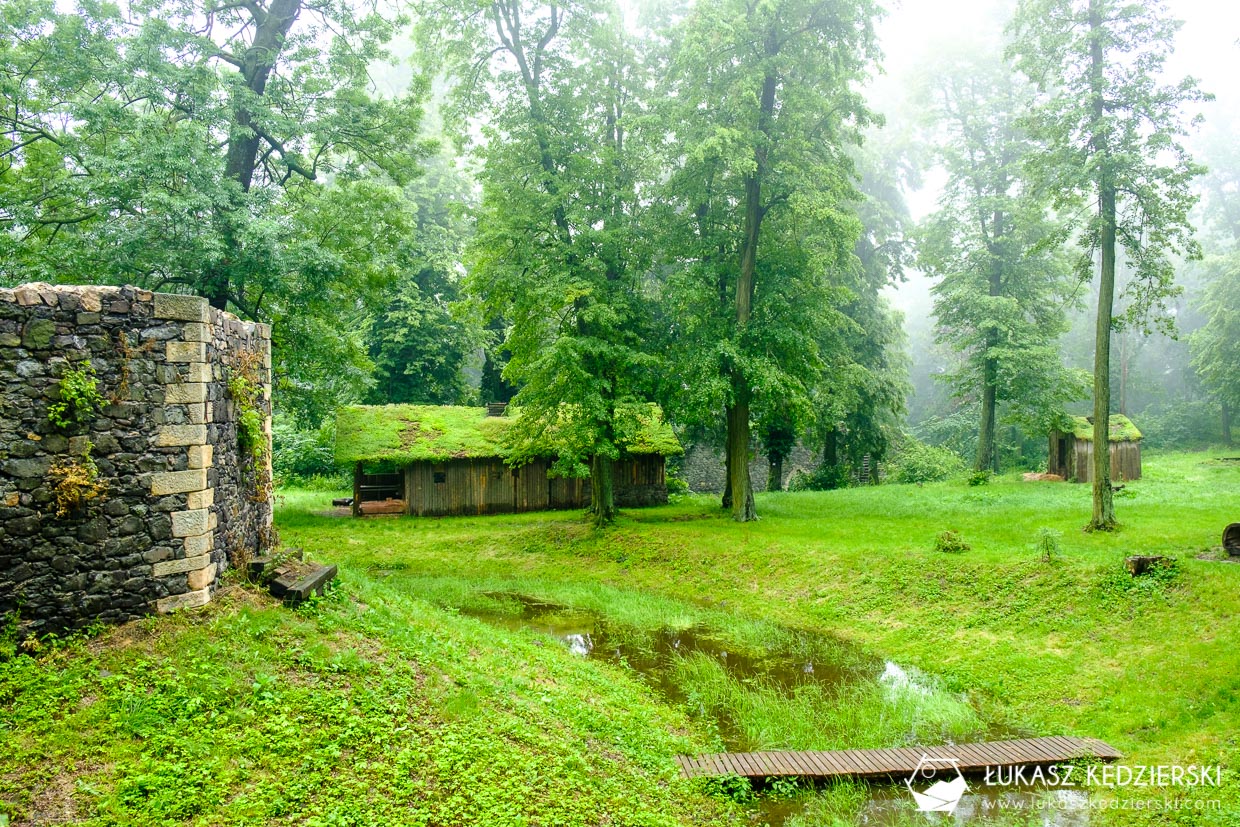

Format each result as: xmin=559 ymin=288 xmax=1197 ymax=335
xmin=397 ymin=456 xmax=667 ymax=516
xmin=1070 ymin=440 xmax=1141 ymax=483
xmin=516 ymin=459 xmax=550 ymax=512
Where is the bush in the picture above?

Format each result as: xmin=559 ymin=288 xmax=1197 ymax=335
xmin=889 ymin=438 xmax=967 ymax=484
xmin=1138 ymin=399 xmax=1224 ymax=450
xmin=933 ymin=530 xmax=970 ymax=554
xmin=967 ymin=469 xmax=992 ymax=486
xmin=788 ymin=462 xmax=851 ymax=491
xmin=272 ymin=419 xmax=348 ymax=488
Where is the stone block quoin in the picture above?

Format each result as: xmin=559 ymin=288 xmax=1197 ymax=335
xmin=0 ymin=282 xmax=272 ymax=633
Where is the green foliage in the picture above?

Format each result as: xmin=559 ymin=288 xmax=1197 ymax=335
xmin=889 ymin=439 xmax=967 ymax=484
xmin=365 ymin=154 xmax=483 ymax=409
xmin=1191 ymin=252 xmax=1240 ymax=418
xmin=916 ymin=46 xmax=1083 ymax=467
xmin=933 ymin=530 xmax=971 ymax=554
xmin=788 ymin=463 xmax=852 ymax=492
xmin=226 ymin=353 xmax=267 ymax=463
xmin=1035 ymin=527 xmax=1061 ymax=563
xmin=419 ymin=0 xmax=660 ymax=519
xmin=1138 ymin=400 xmax=1225 ymax=450
xmin=967 ymin=470 xmax=992 ymax=487
xmin=651 ymin=0 xmax=881 ymax=519
xmin=271 ymin=418 xmax=347 ymax=488
xmin=1008 ymin=0 xmax=1208 ymax=333
xmin=1064 ymin=414 xmax=1142 ymax=442
xmin=1097 ymin=557 xmax=1181 ymax=601
xmin=1010 ymin=0 xmax=1208 ymax=528
xmin=47 ymin=365 xmax=105 ymax=430
xmin=0 ymin=0 xmax=429 ymax=429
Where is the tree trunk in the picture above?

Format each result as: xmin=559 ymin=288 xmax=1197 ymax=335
xmin=721 ymin=436 xmax=732 ymax=509
xmin=768 ymin=454 xmax=783 ymax=492
xmin=727 ymin=391 xmax=756 ymax=521
xmin=1223 ymin=401 xmax=1233 ymax=446
xmin=723 ymin=67 xmax=776 ymax=523
xmin=1088 ymin=0 xmax=1116 ymax=531
xmin=211 ymin=0 xmax=304 ymax=311
xmin=976 ymin=362 xmax=997 ymax=473
xmin=590 ymin=453 xmax=615 ymax=527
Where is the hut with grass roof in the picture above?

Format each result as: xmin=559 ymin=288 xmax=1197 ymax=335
xmin=1048 ymin=414 xmax=1142 ymax=483
xmin=334 ymin=403 xmax=682 ymax=516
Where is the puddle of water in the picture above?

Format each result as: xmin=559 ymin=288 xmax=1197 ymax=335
xmin=461 ymin=593 xmax=859 ymax=712
xmin=860 ymin=782 xmax=1091 ymax=826
xmin=458 ymin=592 xmax=1091 ymax=826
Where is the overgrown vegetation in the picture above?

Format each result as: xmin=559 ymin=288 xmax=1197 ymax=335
xmin=932 ymin=529 xmax=970 ymax=554
xmin=889 ymin=438 xmax=967 ymax=484
xmin=47 ymin=365 xmax=105 ymax=430
xmin=45 ymin=443 xmax=106 ymax=518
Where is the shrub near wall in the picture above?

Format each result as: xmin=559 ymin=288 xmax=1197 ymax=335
xmin=0 ymin=283 xmax=273 ymax=634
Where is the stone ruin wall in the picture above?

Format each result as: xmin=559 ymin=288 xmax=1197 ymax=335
xmin=0 ymin=283 xmax=273 ymax=633
xmin=677 ymin=440 xmax=818 ymax=494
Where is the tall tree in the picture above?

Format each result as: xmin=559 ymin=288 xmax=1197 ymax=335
xmin=1009 ymin=0 xmax=1207 ymax=529
xmin=420 ymin=0 xmax=656 ymax=525
xmin=656 ymin=0 xmax=880 ymax=521
xmin=0 ymin=0 xmax=428 ymax=425
xmin=822 ymin=138 xmax=913 ymax=483
xmin=1190 ymin=257 xmax=1239 ymax=446
xmin=917 ymin=50 xmax=1080 ymax=472
xmin=366 ymin=152 xmax=481 ymax=407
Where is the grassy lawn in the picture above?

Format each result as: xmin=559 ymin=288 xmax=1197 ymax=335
xmin=3 ymin=450 xmax=1237 ymax=825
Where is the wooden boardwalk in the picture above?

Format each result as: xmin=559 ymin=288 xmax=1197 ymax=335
xmin=676 ymin=736 xmax=1121 ymax=780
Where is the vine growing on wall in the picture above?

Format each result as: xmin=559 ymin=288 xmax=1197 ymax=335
xmin=226 ymin=349 xmax=271 ymax=503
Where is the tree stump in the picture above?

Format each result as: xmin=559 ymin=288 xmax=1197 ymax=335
xmin=1125 ymin=555 xmax=1172 ymax=576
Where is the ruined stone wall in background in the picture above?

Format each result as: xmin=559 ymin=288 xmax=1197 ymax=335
xmin=0 ymin=283 xmax=272 ymax=633
xmin=676 ymin=440 xmax=818 ymax=494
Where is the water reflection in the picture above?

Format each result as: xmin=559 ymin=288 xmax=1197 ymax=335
xmin=459 ymin=593 xmax=1090 ymax=826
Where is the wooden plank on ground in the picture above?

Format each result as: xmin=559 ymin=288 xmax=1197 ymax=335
xmin=675 ymin=736 xmax=1122 ymax=781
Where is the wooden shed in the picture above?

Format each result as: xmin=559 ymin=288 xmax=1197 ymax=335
xmin=335 ymin=404 xmax=681 ymax=517
xmin=1048 ymin=414 xmax=1142 ymax=483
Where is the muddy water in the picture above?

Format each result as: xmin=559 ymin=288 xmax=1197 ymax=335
xmin=460 ymin=593 xmax=1092 ymax=826
xmin=462 ymin=593 xmax=860 ymax=713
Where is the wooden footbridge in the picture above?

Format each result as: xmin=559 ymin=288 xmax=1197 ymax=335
xmin=676 ymin=736 xmax=1121 ymax=780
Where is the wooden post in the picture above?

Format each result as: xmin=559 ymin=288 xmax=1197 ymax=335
xmin=352 ymin=462 xmax=362 ymax=518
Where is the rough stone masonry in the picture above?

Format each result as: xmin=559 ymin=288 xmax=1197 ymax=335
xmin=0 ymin=283 xmax=273 ymax=633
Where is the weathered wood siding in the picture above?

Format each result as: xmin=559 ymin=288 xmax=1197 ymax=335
xmin=1048 ymin=433 xmax=1141 ymax=483
xmin=357 ymin=455 xmax=669 ymax=517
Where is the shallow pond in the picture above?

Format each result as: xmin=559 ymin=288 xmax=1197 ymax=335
xmin=459 ymin=592 xmax=1096 ymax=826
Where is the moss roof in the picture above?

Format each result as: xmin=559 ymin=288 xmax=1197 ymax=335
xmin=335 ymin=404 xmax=682 ymax=464
xmin=1063 ymin=414 xmax=1143 ymax=442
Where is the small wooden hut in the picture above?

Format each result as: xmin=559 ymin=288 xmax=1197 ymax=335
xmin=335 ymin=403 xmax=682 ymax=517
xmin=1048 ymin=415 xmax=1142 ymax=483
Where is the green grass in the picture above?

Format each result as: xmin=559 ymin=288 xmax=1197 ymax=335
xmin=3 ymin=450 xmax=1237 ymax=825
xmin=0 ymin=581 xmax=742 ymax=826
xmin=273 ymin=450 xmax=1240 ymax=824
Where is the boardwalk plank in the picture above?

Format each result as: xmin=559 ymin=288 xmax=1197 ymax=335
xmin=675 ymin=736 xmax=1121 ymax=780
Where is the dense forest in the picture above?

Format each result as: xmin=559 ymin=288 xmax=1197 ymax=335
xmin=2 ymin=0 xmax=1236 ymax=525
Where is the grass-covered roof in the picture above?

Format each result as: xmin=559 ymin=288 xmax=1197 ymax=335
xmin=1062 ymin=414 xmax=1143 ymax=442
xmin=335 ymin=404 xmax=682 ymax=464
